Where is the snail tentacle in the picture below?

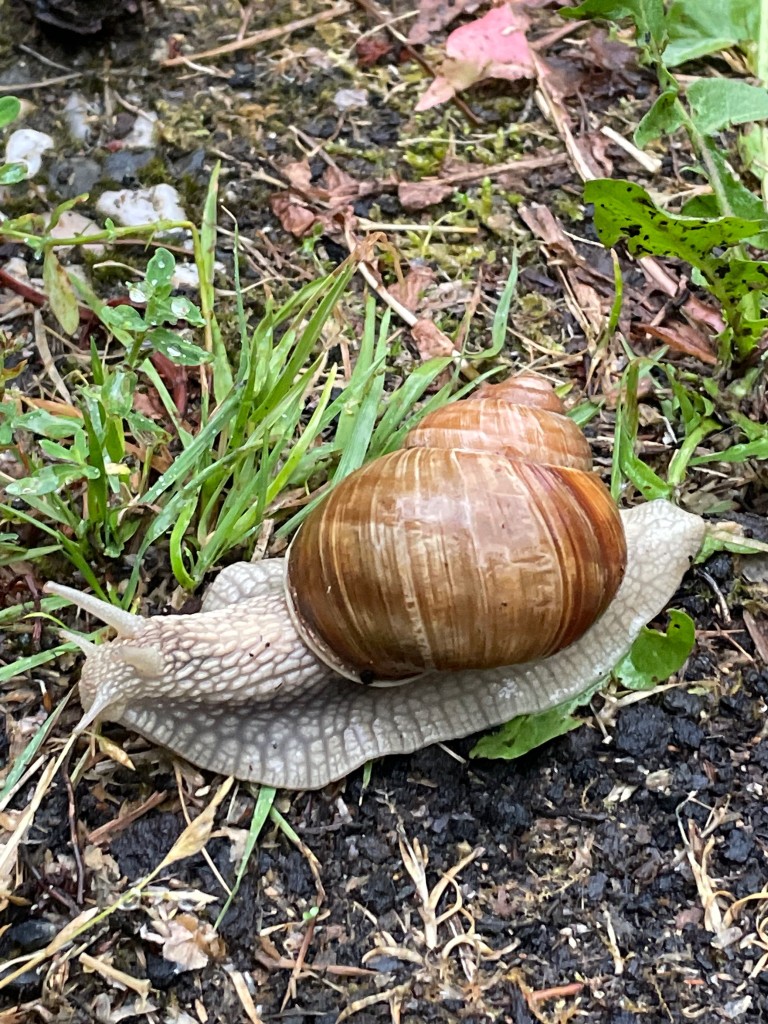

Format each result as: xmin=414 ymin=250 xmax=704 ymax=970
xmin=44 ymin=582 xmax=145 ymax=638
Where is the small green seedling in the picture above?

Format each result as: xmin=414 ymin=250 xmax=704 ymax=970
xmin=0 ymin=96 xmax=27 ymax=185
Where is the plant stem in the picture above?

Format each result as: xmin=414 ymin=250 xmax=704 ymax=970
xmin=756 ymin=0 xmax=768 ymax=211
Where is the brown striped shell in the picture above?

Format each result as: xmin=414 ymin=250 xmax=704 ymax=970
xmin=286 ymin=375 xmax=627 ymax=682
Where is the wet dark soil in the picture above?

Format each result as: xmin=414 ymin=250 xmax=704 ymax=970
xmin=1 ymin=1 xmax=767 ymax=1022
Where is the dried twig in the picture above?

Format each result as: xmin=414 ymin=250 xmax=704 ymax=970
xmin=163 ymin=4 xmax=352 ymax=66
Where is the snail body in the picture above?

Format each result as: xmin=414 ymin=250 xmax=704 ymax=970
xmin=45 ymin=375 xmax=707 ymax=790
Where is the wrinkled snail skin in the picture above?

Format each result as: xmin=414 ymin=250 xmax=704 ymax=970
xmin=39 ymin=380 xmax=708 ymax=786
xmin=45 ymin=501 xmax=705 ymax=790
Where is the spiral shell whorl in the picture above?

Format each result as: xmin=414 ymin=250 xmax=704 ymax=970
xmin=287 ymin=375 xmax=627 ymax=682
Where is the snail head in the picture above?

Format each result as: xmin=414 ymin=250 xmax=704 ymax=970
xmin=44 ymin=582 xmax=164 ymax=729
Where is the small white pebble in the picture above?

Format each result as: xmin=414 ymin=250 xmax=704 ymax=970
xmin=5 ymin=128 xmax=54 ymax=178
xmin=96 ymin=184 xmax=188 ymax=228
xmin=333 ymin=88 xmax=369 ymax=111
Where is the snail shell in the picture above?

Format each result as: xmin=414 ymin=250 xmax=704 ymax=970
xmin=287 ymin=377 xmax=626 ymax=681
xmin=42 ymin=375 xmax=707 ymax=790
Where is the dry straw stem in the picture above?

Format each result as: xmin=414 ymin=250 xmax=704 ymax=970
xmin=0 ymin=777 xmax=233 ymax=992
xmin=162 ymin=4 xmax=352 ymax=66
xmin=0 ymin=736 xmax=77 ymax=911
xmin=397 ymin=833 xmax=484 ymax=951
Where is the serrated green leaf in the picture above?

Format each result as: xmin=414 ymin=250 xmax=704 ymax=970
xmin=706 ymin=257 xmax=768 ymax=295
xmin=687 ymin=78 xmax=768 ymax=136
xmin=470 ymin=706 xmax=583 ymax=760
xmin=614 ymin=609 xmax=696 ymax=690
xmin=561 ymin=0 xmax=666 ymax=51
xmin=665 ymin=0 xmax=757 ymax=68
xmin=635 ymin=88 xmax=684 ymax=148
xmin=585 ymin=179 xmax=762 ymax=262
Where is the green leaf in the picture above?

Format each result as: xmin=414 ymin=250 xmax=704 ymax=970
xmin=687 ymin=78 xmax=768 ymax=135
xmin=613 ymin=610 xmax=696 ymax=690
xmin=14 ymin=408 xmax=83 ymax=439
xmin=585 ymin=179 xmax=762 ymax=262
xmin=0 ymin=162 xmax=27 ymax=185
xmin=169 ymin=295 xmax=205 ymax=326
xmin=690 ymin=437 xmax=768 ymax=463
xmin=99 ymin=368 xmax=137 ymax=419
xmin=43 ymin=250 xmax=80 ymax=335
xmin=664 ymin=0 xmax=757 ymax=68
xmin=620 ymin=449 xmax=672 ymax=499
xmin=0 ymin=96 xmax=21 ymax=129
xmin=682 ymin=145 xmax=768 ymax=223
xmin=731 ymin=409 xmax=768 ymax=441
xmin=470 ymin=706 xmax=583 ymax=760
xmin=696 ymin=522 xmax=768 ymax=561
xmin=6 ymin=463 xmax=99 ymax=497
xmin=214 ymin=784 xmax=275 ymax=929
xmin=101 ymin=304 xmax=147 ymax=333
xmin=635 ymin=88 xmax=684 ymax=148
xmin=145 ymin=247 xmax=175 ymax=293
xmin=561 ymin=0 xmax=667 ymax=52
xmin=147 ymin=327 xmax=213 ymax=365
xmin=39 ymin=439 xmax=81 ymax=462
xmin=706 ymin=257 xmax=768 ymax=295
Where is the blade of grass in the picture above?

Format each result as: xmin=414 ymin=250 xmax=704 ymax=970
xmin=0 ymin=693 xmax=72 ymax=805
xmin=214 ymin=785 xmax=276 ymax=929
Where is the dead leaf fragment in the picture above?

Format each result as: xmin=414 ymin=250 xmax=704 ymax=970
xmin=518 ymin=203 xmax=578 ymax=258
xmin=355 ymin=36 xmax=393 ymax=66
xmin=411 ymin=318 xmax=455 ymax=359
xmin=282 ymin=160 xmax=314 ymax=191
xmin=397 ymin=179 xmax=454 ymax=211
xmin=587 ymin=27 xmax=637 ymax=74
xmin=743 ymin=610 xmax=768 ymax=662
xmin=416 ymin=4 xmax=535 ymax=111
xmin=388 ymin=266 xmax=436 ymax=313
xmin=143 ymin=914 xmax=225 ymax=971
xmin=674 ymin=905 xmax=704 ymax=930
xmin=408 ymin=0 xmax=482 ymax=45
xmin=635 ymin=322 xmax=717 ymax=365
xmin=270 ymin=193 xmax=317 ymax=237
xmin=270 ymin=162 xmax=369 ymax=238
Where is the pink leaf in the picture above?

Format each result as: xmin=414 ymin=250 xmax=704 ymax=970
xmin=416 ymin=4 xmax=535 ymax=110
xmin=446 ymin=5 xmax=532 ymax=66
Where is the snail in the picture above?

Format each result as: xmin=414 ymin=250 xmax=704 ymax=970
xmin=45 ymin=375 xmax=707 ymax=790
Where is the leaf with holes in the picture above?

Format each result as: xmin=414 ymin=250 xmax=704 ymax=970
xmin=613 ymin=610 xmax=696 ymax=690
xmin=585 ymin=179 xmax=762 ymax=262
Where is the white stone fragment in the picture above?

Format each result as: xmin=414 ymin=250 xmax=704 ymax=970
xmin=47 ymin=210 xmax=104 ymax=255
xmin=122 ymin=111 xmax=158 ymax=149
xmin=96 ymin=184 xmax=188 ymax=230
xmin=4 ymin=129 xmax=54 ymax=178
xmin=63 ymin=93 xmax=93 ymax=142
xmin=333 ymin=88 xmax=369 ymax=111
